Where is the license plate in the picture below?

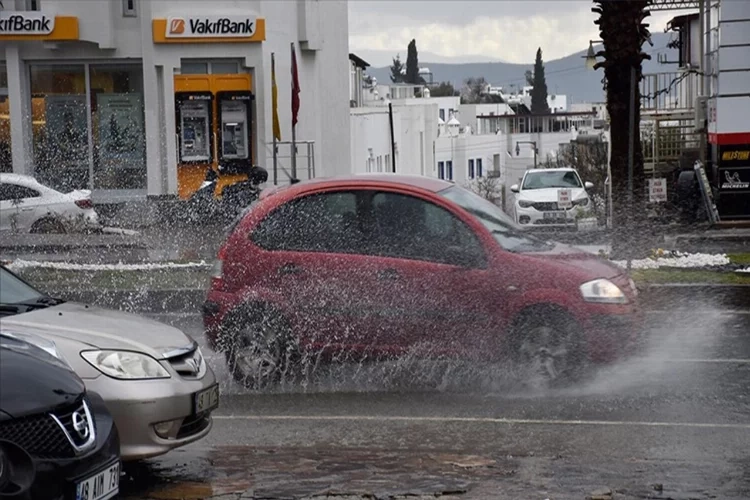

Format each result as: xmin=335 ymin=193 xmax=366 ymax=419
xmin=543 ymin=211 xmax=565 ymax=219
xmin=194 ymin=384 xmax=220 ymax=414
xmin=75 ymin=461 xmax=120 ymax=500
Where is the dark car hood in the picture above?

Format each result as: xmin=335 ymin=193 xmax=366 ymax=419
xmin=521 ymin=241 xmax=624 ymax=279
xmin=0 ymin=344 xmax=84 ymax=418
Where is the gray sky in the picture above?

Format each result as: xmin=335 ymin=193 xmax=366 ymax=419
xmin=348 ymin=1 xmax=689 ymax=66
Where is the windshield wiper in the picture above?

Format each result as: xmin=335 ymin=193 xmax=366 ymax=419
xmin=0 ymin=296 xmax=66 ymax=315
xmin=0 ymin=304 xmax=32 ymax=316
xmin=32 ymin=296 xmax=66 ymax=306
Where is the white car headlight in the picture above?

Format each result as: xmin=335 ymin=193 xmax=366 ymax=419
xmin=518 ymin=200 xmax=534 ymax=208
xmin=574 ymin=197 xmax=589 ymax=207
xmin=580 ymin=279 xmax=628 ymax=304
xmin=81 ymin=350 xmax=171 ymax=380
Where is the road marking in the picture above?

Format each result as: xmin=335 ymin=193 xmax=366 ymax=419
xmin=645 ymin=309 xmax=750 ymax=315
xmin=664 ymin=358 xmax=750 ymax=364
xmin=212 ymin=414 xmax=750 ymax=430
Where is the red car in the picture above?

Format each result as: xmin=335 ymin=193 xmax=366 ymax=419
xmin=204 ymin=174 xmax=642 ymax=388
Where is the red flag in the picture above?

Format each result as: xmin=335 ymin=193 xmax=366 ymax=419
xmin=291 ymin=43 xmax=300 ymax=127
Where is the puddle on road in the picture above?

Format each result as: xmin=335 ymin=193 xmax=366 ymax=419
xmin=120 ymin=446 xmax=508 ymax=499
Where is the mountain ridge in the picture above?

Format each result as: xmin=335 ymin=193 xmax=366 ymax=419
xmin=363 ymin=32 xmax=678 ymax=104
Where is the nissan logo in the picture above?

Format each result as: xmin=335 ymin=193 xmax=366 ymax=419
xmin=71 ymin=410 xmax=90 ymax=440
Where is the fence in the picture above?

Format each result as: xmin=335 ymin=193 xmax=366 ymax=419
xmin=270 ymin=140 xmax=315 ymax=185
xmin=640 ymin=71 xmax=700 ymax=113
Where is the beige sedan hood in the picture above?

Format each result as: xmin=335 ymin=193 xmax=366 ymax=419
xmin=1 ymin=302 xmax=194 ymax=359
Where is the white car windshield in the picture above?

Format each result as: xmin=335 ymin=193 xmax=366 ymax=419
xmin=522 ymin=170 xmax=582 ymax=190
xmin=439 ymin=185 xmax=553 ymax=253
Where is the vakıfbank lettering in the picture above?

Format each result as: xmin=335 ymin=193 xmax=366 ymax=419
xmin=168 ymin=17 xmax=256 ymax=37
xmin=0 ymin=13 xmax=53 ymax=34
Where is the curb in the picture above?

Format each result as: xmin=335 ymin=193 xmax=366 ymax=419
xmin=47 ymin=284 xmax=750 ymax=314
xmin=47 ymin=288 xmax=206 ymax=313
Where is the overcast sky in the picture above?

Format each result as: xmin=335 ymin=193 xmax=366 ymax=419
xmin=348 ymin=1 xmax=688 ymax=66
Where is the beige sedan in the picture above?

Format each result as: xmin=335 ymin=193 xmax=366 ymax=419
xmin=0 ymin=265 xmax=219 ymax=461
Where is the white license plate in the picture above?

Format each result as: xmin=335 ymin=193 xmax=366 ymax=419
xmin=76 ymin=461 xmax=120 ymax=500
xmin=543 ymin=211 xmax=565 ymax=219
xmin=194 ymin=384 xmax=220 ymax=414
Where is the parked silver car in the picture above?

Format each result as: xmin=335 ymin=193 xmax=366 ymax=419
xmin=0 ymin=265 xmax=219 ymax=461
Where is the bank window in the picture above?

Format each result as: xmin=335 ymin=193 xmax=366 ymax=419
xmin=468 ymin=159 xmax=475 ymax=179
xmin=438 ymin=161 xmax=445 ymax=180
xmin=29 ymin=64 xmax=146 ymax=192
xmin=181 ymin=61 xmax=240 ymax=75
xmin=122 ymin=0 xmax=137 ymax=17
xmin=25 ymin=0 xmax=40 ymax=11
xmin=476 ymin=158 xmax=483 ymax=177
xmin=1 ymin=64 xmax=9 ymax=173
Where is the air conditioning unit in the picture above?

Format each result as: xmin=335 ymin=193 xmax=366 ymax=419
xmin=694 ymin=96 xmax=708 ymax=132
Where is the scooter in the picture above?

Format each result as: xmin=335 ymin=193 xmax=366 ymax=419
xmin=186 ymin=163 xmax=268 ymax=223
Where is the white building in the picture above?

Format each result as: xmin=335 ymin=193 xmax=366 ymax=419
xmin=0 ymin=0 xmax=350 ymax=202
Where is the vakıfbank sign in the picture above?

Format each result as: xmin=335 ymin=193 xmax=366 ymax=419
xmin=0 ymin=11 xmax=79 ymax=40
xmin=152 ymin=15 xmax=265 ymax=43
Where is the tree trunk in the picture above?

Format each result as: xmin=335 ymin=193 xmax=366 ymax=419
xmin=593 ymin=0 xmax=651 ymax=259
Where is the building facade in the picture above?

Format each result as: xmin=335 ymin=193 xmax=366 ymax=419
xmin=0 ymin=0 xmax=350 ymax=202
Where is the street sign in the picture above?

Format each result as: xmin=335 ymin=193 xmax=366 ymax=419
xmin=648 ymin=178 xmax=668 ymax=203
xmin=557 ymin=188 xmax=572 ymax=209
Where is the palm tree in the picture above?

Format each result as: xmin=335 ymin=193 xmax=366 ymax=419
xmin=592 ymin=0 xmax=652 ymax=257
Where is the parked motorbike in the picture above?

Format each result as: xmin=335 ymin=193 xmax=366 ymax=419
xmin=186 ymin=163 xmax=268 ymax=223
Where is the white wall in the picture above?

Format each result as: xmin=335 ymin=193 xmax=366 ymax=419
xmin=350 ymin=102 xmax=437 ymax=176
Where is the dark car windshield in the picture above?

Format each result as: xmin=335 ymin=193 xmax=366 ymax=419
xmin=438 ymin=185 xmax=553 ymax=253
xmin=0 ymin=267 xmax=44 ymax=304
xmin=522 ymin=170 xmax=582 ymax=190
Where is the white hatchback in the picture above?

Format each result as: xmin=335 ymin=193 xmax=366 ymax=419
xmin=511 ymin=168 xmax=594 ymax=228
xmin=0 ymin=173 xmax=99 ymax=233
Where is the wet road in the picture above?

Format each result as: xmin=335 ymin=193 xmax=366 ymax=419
xmin=122 ymin=306 xmax=750 ymax=500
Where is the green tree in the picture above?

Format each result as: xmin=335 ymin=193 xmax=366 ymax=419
xmin=593 ymin=0 xmax=651 ymax=258
xmin=430 ymin=82 xmax=459 ymax=97
xmin=389 ymin=54 xmax=404 ymax=83
xmin=530 ymin=48 xmax=551 ymax=114
xmin=405 ymin=39 xmax=421 ymax=84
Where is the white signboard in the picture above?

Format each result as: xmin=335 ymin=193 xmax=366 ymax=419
xmin=165 ymin=16 xmax=257 ymax=38
xmin=0 ymin=11 xmax=55 ymax=35
xmin=648 ymin=178 xmax=668 ymax=203
xmin=557 ymin=188 xmax=572 ymax=209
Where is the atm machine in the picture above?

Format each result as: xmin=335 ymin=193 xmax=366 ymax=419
xmin=216 ymin=90 xmax=254 ymax=175
xmin=174 ymin=74 xmax=255 ymax=201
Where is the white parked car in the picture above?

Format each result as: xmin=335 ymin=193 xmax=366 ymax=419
xmin=511 ymin=168 xmax=594 ymax=228
xmin=0 ymin=173 xmax=99 ymax=233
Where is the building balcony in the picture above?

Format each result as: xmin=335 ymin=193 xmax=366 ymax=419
xmin=640 ymin=70 xmax=701 ymax=119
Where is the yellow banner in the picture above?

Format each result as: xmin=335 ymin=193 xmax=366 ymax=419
xmin=0 ymin=14 xmax=79 ymax=41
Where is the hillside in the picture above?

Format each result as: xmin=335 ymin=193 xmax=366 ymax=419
xmin=365 ymin=32 xmax=678 ymax=103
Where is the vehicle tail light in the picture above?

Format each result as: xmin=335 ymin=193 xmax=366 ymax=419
xmin=75 ymin=199 xmax=93 ymax=209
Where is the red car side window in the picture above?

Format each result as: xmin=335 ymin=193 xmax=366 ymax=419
xmin=251 ymin=191 xmax=365 ymax=254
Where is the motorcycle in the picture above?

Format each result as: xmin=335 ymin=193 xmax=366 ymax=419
xmin=186 ymin=163 xmax=268 ymax=223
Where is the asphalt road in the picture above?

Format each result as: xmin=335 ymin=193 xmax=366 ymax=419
xmin=121 ymin=305 xmax=750 ymax=500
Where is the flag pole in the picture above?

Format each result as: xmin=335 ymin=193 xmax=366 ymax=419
xmin=271 ymin=52 xmax=278 ymax=185
xmin=290 ymin=42 xmax=298 ymax=180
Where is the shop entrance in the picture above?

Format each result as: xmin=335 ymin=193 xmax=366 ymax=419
xmin=174 ymin=73 xmax=255 ymax=200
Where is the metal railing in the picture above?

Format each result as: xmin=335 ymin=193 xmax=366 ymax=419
xmin=641 ymin=120 xmax=702 ymax=174
xmin=270 ymin=140 xmax=315 ymax=185
xmin=640 ymin=71 xmax=700 ymax=113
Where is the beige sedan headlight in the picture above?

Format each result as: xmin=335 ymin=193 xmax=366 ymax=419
xmin=81 ymin=350 xmax=171 ymax=380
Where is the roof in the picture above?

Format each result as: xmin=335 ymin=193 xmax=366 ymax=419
xmin=348 ymin=53 xmax=371 ymax=69
xmin=262 ymin=174 xmax=454 ymax=198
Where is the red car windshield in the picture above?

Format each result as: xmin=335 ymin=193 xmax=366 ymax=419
xmin=438 ymin=185 xmax=552 ymax=253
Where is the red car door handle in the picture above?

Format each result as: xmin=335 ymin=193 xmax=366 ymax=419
xmin=278 ymin=263 xmax=303 ymax=275
xmin=377 ymin=268 xmax=400 ymax=280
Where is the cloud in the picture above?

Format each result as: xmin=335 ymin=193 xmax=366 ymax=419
xmin=348 ymin=1 xmax=692 ymax=65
